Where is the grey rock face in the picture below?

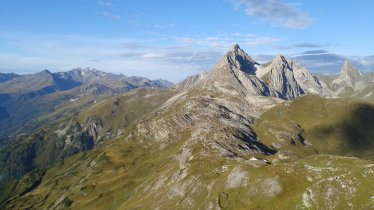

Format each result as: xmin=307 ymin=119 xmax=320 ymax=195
xmin=83 ymin=117 xmax=104 ymax=144
xmin=257 ymin=55 xmax=331 ymax=99
xmin=223 ymin=44 xmax=259 ymax=75
xmin=256 ymin=55 xmax=305 ymax=99
xmin=202 ymin=44 xmax=329 ymax=100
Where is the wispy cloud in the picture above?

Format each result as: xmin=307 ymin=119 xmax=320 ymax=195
xmin=276 ymin=43 xmax=335 ymax=50
xmin=99 ymin=11 xmax=120 ymax=20
xmin=97 ymin=0 xmax=113 ymax=7
xmin=141 ymin=53 xmax=166 ymax=59
xmin=232 ymin=0 xmax=313 ymax=29
xmin=298 ymin=50 xmax=329 ymax=55
xmin=146 ymin=23 xmax=176 ymax=29
xmin=176 ymin=33 xmax=280 ymax=50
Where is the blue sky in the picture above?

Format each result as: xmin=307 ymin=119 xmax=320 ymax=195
xmin=0 ymin=0 xmax=373 ymax=82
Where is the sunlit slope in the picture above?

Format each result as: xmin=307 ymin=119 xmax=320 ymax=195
xmin=2 ymin=91 xmax=374 ymax=209
xmin=77 ymin=88 xmax=175 ymax=133
xmin=0 ymin=88 xmax=176 ymax=184
xmin=3 ymin=135 xmax=374 ymax=210
xmin=255 ymin=95 xmax=374 ymax=160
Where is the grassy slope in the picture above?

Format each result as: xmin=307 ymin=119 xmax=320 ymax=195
xmin=77 ymin=88 xmax=176 ymax=133
xmin=0 ymin=88 xmax=177 ymax=204
xmin=255 ymin=95 xmax=374 ymax=160
xmin=2 ymin=94 xmax=374 ymax=209
xmin=3 ymin=134 xmax=374 ymax=210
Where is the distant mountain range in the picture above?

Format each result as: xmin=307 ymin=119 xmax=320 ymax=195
xmin=1 ymin=44 xmax=374 ymax=209
xmin=0 ymin=68 xmax=173 ymax=142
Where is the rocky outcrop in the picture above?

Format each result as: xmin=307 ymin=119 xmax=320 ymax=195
xmin=83 ymin=117 xmax=104 ymax=144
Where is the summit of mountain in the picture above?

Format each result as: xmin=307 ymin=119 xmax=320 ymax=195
xmin=331 ymin=60 xmax=367 ymax=94
xmin=210 ymin=43 xmax=259 ymax=76
xmin=199 ymin=44 xmax=330 ymax=100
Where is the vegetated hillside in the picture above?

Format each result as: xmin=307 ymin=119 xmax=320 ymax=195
xmin=1 ymin=44 xmax=374 ymax=209
xmin=0 ymin=88 xmax=176 ymax=185
xmin=2 ymin=93 xmax=374 ymax=209
xmin=354 ymin=82 xmax=374 ymax=101
xmin=255 ymin=95 xmax=374 ymax=160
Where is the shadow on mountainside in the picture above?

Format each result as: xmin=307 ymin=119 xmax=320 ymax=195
xmin=309 ymin=103 xmax=374 ymax=160
xmin=233 ymin=132 xmax=277 ymax=155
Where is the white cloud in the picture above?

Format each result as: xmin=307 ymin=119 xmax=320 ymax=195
xmin=97 ymin=0 xmax=113 ymax=7
xmin=233 ymin=0 xmax=313 ymax=29
xmin=99 ymin=11 xmax=120 ymax=20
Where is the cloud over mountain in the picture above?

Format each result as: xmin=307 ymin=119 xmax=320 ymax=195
xmin=233 ymin=0 xmax=313 ymax=29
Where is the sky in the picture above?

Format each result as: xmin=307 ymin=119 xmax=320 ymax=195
xmin=0 ymin=0 xmax=373 ymax=82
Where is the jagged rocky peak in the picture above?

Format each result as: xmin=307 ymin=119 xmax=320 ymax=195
xmin=228 ymin=43 xmax=241 ymax=53
xmin=203 ymin=44 xmax=329 ymax=99
xmin=215 ymin=43 xmax=258 ymax=75
xmin=340 ymin=60 xmax=363 ymax=79
xmin=272 ymin=54 xmax=295 ymax=67
xmin=256 ymin=54 xmax=293 ymax=79
xmin=273 ymin=54 xmax=288 ymax=62
xmin=332 ymin=60 xmax=365 ymax=90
